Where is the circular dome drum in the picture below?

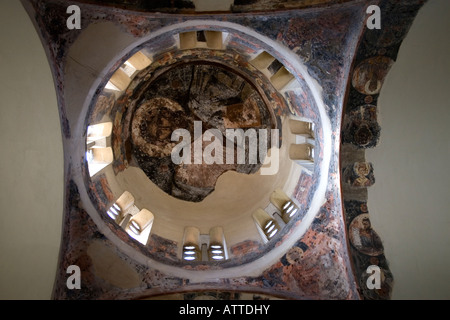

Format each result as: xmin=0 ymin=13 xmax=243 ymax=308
xmin=84 ymin=23 xmax=328 ymax=275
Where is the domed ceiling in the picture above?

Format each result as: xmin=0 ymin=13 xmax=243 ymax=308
xmin=22 ymin=0 xmax=427 ymax=301
xmin=83 ymin=24 xmax=320 ymax=269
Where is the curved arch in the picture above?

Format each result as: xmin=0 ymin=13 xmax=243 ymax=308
xmin=73 ymin=20 xmax=332 ymax=281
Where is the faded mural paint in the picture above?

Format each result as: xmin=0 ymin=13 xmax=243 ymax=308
xmin=22 ymin=0 xmax=426 ymax=300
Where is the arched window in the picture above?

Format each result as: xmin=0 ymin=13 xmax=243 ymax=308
xmin=105 ymin=50 xmax=152 ymax=92
xmin=281 ymin=200 xmax=300 ymax=224
xmin=178 ymin=30 xmax=225 ymax=50
xmin=250 ymin=51 xmax=298 ymax=91
xmin=106 ymin=191 xmax=154 ymax=245
xmin=106 ymin=190 xmax=135 ymax=224
xmin=208 ymin=226 xmax=228 ymax=261
xmin=125 ymin=208 xmax=154 ymax=245
xmin=86 ymin=122 xmax=113 ymax=177
xmin=181 ymin=226 xmax=229 ymax=262
xmin=289 ymin=119 xmax=315 ymax=172
xmin=182 ymin=226 xmax=201 ymax=261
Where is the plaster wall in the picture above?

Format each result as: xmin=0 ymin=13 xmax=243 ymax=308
xmin=366 ymin=0 xmax=450 ymax=300
xmin=0 ymin=0 xmax=63 ymax=300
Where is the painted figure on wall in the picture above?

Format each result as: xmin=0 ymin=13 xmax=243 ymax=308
xmin=349 ymin=214 xmax=384 ymax=256
xmin=343 ymin=162 xmax=375 ymax=187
